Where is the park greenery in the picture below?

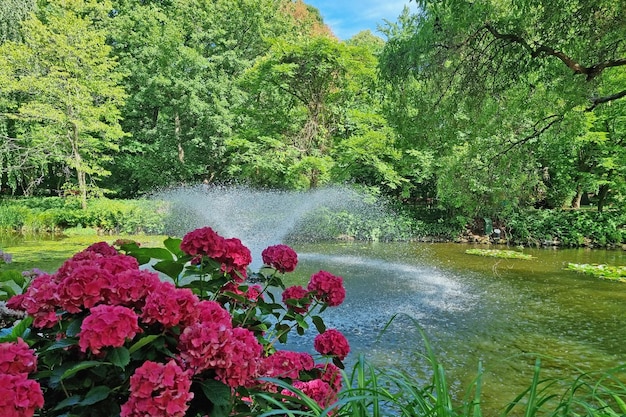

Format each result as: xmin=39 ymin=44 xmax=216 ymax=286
xmin=0 ymin=0 xmax=625 ymax=244
xmin=1 ymin=2 xmax=625 ymax=415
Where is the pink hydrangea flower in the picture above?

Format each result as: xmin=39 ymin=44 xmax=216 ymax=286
xmin=218 ymin=237 xmax=252 ymax=281
xmin=94 ymin=254 xmax=140 ymax=275
xmin=0 ymin=373 xmax=44 ymax=417
xmin=316 ymin=362 xmax=343 ymax=392
xmin=281 ymin=285 xmax=311 ymax=314
xmin=10 ymin=274 xmax=61 ymax=328
xmin=141 ymin=282 xmax=199 ymax=328
xmin=121 ymin=360 xmax=193 ymax=417
xmin=261 ymin=350 xmax=315 ymax=379
xmin=78 ymin=305 xmax=141 ymax=355
xmin=314 ymin=329 xmax=350 ymax=360
xmin=180 ymin=226 xmax=227 ymax=258
xmin=307 ymin=271 xmax=346 ymax=307
xmin=84 ymin=241 xmax=120 ymax=257
xmin=215 ymin=327 xmax=263 ymax=388
xmin=282 ymin=379 xmax=337 ymax=409
xmin=178 ymin=321 xmax=233 ymax=373
xmin=0 ymin=338 xmax=37 ymax=375
xmin=196 ymin=300 xmax=232 ymax=326
xmin=261 ymin=244 xmax=298 ymax=273
xmin=58 ymin=265 xmax=114 ymax=313
xmin=106 ymin=269 xmax=161 ymax=308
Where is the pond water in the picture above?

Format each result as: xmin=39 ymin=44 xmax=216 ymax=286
xmin=285 ymin=241 xmax=626 ymax=411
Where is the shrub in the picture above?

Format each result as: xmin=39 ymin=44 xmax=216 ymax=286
xmin=1 ymin=227 xmax=350 ymax=417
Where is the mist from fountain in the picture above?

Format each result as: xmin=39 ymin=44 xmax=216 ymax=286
xmin=152 ymin=184 xmax=383 ymax=267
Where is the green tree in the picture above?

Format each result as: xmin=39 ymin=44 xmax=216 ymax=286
xmin=0 ymin=0 xmax=125 ymax=206
xmin=0 ymin=0 xmax=35 ymax=43
xmin=105 ymin=0 xmax=291 ymax=195
xmin=379 ymin=0 xmax=626 ymax=215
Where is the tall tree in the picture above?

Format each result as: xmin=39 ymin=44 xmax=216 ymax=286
xmin=0 ymin=0 xmax=125 ymax=206
xmin=379 ymin=0 xmax=626 ymax=215
xmin=105 ymin=0 xmax=291 ymax=195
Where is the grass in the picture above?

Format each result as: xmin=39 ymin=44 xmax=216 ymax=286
xmin=566 ymin=263 xmax=626 ymax=283
xmin=465 ymin=249 xmax=535 ymax=260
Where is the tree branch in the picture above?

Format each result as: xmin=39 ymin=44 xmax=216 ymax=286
xmin=484 ymin=24 xmax=626 ymax=81
xmin=586 ymin=89 xmax=626 ymax=111
xmin=495 ymin=114 xmax=564 ymax=157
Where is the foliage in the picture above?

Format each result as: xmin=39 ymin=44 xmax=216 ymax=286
xmin=465 ymin=249 xmax=534 ymax=260
xmin=378 ymin=0 xmax=626 ymax=217
xmin=505 ymin=209 xmax=626 ymax=247
xmin=566 ymin=263 xmax=626 ymax=283
xmin=1 ymin=227 xmax=350 ymax=417
xmin=0 ymin=0 xmax=126 ymax=208
xmin=0 ymin=198 xmax=167 ymax=234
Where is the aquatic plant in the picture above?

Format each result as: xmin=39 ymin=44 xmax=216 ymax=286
xmin=566 ymin=263 xmax=626 ymax=283
xmin=465 ymin=248 xmax=534 ymax=260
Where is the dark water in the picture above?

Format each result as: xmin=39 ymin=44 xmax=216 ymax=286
xmin=284 ymin=242 xmax=626 ymax=411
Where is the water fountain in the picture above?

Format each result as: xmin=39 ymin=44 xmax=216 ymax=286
xmin=153 ymin=184 xmax=385 ymax=266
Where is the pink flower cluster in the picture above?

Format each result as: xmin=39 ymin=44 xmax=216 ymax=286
xmin=0 ymin=339 xmax=44 ymax=417
xmin=180 ymin=226 xmax=252 ymax=279
xmin=78 ymin=305 xmax=142 ymax=355
xmin=121 ymin=360 xmax=193 ymax=417
xmin=5 ymin=229 xmax=352 ymax=415
xmin=314 ymin=329 xmax=351 ymax=360
xmin=262 ymin=244 xmax=298 ymax=273
xmin=280 ymin=270 xmax=346 ymax=315
xmin=307 ymin=270 xmax=346 ymax=307
xmin=178 ymin=301 xmax=263 ymax=388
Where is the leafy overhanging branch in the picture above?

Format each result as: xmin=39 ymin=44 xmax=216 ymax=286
xmin=483 ymin=23 xmax=626 ymax=108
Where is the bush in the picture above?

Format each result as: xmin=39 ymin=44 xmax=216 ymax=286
xmin=506 ymin=209 xmax=626 ymax=247
xmin=0 ymin=198 xmax=168 ymax=234
xmin=0 ymin=228 xmax=350 ymax=417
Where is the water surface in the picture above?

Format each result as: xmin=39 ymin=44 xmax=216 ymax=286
xmin=287 ymin=242 xmax=626 ymax=411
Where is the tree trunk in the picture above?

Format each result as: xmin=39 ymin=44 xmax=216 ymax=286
xmin=572 ymin=188 xmax=583 ymax=209
xmin=597 ymin=184 xmax=609 ymax=213
xmin=71 ymin=123 xmax=87 ymax=210
xmin=175 ymin=112 xmax=184 ymax=164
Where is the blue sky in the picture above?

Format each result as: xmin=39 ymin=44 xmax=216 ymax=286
xmin=304 ymin=0 xmax=415 ymax=40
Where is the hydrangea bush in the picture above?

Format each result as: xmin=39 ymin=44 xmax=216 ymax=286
xmin=0 ymin=226 xmax=350 ymax=417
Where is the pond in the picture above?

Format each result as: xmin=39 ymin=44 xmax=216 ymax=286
xmin=287 ymin=241 xmax=626 ymax=412
xmin=2 ymin=232 xmax=625 ymax=413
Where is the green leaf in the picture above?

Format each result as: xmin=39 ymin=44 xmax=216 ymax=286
xmin=128 ymin=334 xmax=159 ymax=354
xmin=312 ymin=315 xmax=326 ymax=333
xmin=65 ymin=317 xmax=84 ymax=337
xmin=0 ymin=282 xmax=17 ymax=297
xmin=0 ymin=269 xmax=25 ymax=286
xmin=153 ymin=260 xmax=184 ymax=280
xmin=45 ymin=338 xmax=78 ymax=352
xmin=107 ymin=347 xmax=130 ymax=368
xmin=0 ymin=316 xmax=33 ymax=342
xmin=164 ymin=237 xmax=183 ymax=256
xmin=79 ymin=386 xmax=111 ymax=406
xmin=53 ymin=395 xmax=82 ymax=411
xmin=137 ymin=247 xmax=174 ymax=261
xmin=60 ymin=361 xmax=107 ymax=381
xmin=199 ymin=379 xmax=232 ymax=417
xmin=295 ymin=314 xmax=308 ymax=330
